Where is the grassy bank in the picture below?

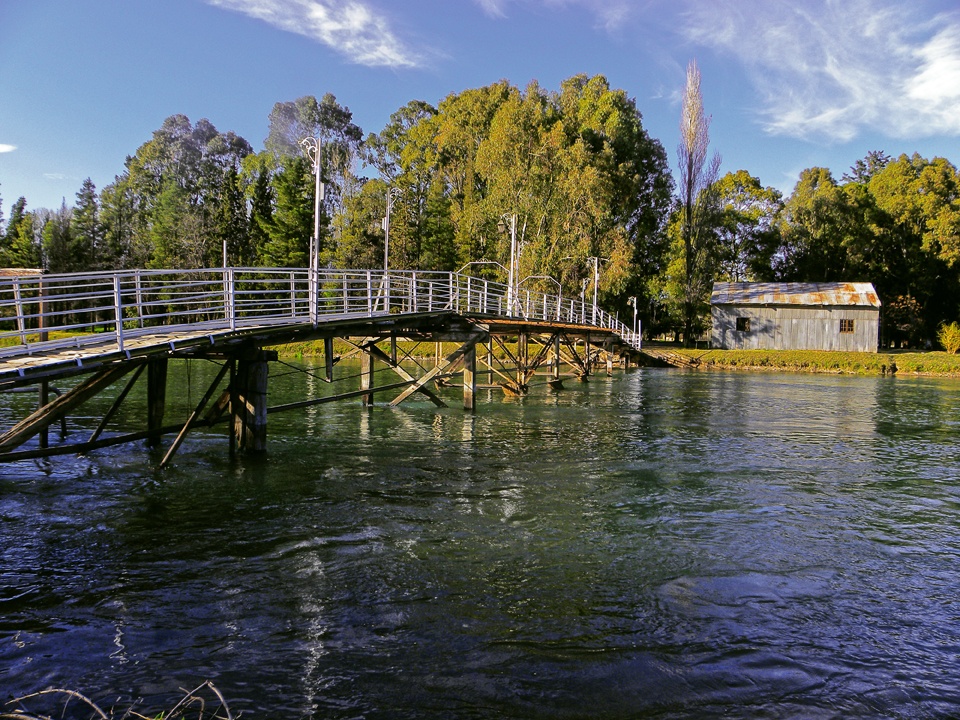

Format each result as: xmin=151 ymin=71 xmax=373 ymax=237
xmin=268 ymin=337 xmax=511 ymax=361
xmin=659 ymin=347 xmax=960 ymax=376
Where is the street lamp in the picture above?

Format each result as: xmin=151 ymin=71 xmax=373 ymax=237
xmin=382 ymin=187 xmax=401 ymax=275
xmin=519 ymin=275 xmax=562 ymax=293
xmin=457 ymin=260 xmax=508 ymax=276
xmin=586 ymin=256 xmax=609 ymax=325
xmin=627 ymin=295 xmax=638 ymax=337
xmin=299 ymin=136 xmax=324 ymax=326
xmin=497 ymin=214 xmax=518 ymax=316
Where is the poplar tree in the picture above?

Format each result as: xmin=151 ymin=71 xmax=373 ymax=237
xmin=677 ymin=60 xmax=721 ymax=345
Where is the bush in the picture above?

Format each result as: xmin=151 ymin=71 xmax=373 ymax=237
xmin=938 ymin=322 xmax=960 ymax=354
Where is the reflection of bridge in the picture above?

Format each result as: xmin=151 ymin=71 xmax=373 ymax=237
xmin=0 ymin=268 xmax=641 ymax=464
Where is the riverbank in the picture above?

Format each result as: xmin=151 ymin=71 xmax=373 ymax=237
xmin=645 ymin=346 xmax=960 ymax=376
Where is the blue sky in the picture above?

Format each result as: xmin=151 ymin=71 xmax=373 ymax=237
xmin=1 ymin=0 xmax=958 ymax=213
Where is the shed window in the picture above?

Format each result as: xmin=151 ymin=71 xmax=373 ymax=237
xmin=839 ymin=319 xmax=855 ymax=334
xmin=736 ymin=317 xmax=751 ymax=332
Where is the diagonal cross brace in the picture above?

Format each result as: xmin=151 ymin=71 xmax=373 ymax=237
xmin=389 ymin=331 xmax=486 ymax=407
xmin=361 ymin=341 xmax=447 ymax=408
xmin=0 ymin=362 xmax=136 ymax=453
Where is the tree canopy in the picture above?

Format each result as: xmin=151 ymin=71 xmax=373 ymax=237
xmin=3 ymin=78 xmax=958 ymax=346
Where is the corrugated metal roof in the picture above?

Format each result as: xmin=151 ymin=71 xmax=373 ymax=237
xmin=711 ymin=282 xmax=881 ymax=308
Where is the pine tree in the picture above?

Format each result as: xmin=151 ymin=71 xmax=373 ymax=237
xmin=72 ymin=178 xmax=102 ymax=269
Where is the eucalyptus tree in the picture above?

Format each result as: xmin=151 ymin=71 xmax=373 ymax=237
xmin=712 ymin=170 xmax=782 ymax=282
xmin=356 ymin=99 xmax=456 ymax=270
xmin=553 ymin=74 xmax=672 ymax=308
xmin=121 ymin=114 xmax=253 ymax=269
xmin=676 ymin=60 xmax=721 ymax=345
xmin=867 ymin=153 xmax=960 ymax=334
xmin=264 ymin=94 xmax=363 ymax=257
xmin=774 ymin=167 xmax=853 ymax=282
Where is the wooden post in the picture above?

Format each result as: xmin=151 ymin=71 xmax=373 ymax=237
xmin=552 ymin=336 xmax=561 ymax=381
xmin=324 ymin=337 xmax=335 ymax=382
xmin=228 ymin=358 xmax=237 ymax=457
xmin=548 ymin=335 xmax=564 ymax=390
xmin=518 ymin=332 xmax=528 ymax=391
xmin=361 ymin=348 xmax=375 ymax=406
xmin=147 ymin=357 xmax=168 ymax=447
xmin=38 ymin=382 xmax=49 ymax=449
xmin=233 ymin=351 xmax=270 ymax=454
xmin=463 ymin=343 xmax=476 ymax=411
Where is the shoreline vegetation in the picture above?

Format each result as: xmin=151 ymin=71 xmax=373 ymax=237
xmin=645 ymin=345 xmax=960 ymax=376
xmin=271 ymin=338 xmax=960 ymax=377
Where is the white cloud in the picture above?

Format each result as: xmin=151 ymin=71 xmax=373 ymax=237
xmin=43 ymin=173 xmax=67 ymax=181
xmin=473 ymin=0 xmax=641 ymax=31
xmin=682 ymin=0 xmax=960 ymax=141
xmin=205 ymin=0 xmax=421 ymax=68
xmin=474 ymin=0 xmax=509 ymax=18
xmin=0 ymin=144 xmax=16 ymax=153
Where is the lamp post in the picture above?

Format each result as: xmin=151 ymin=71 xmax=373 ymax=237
xmin=627 ymin=295 xmax=638 ymax=341
xmin=497 ymin=214 xmax=518 ymax=316
xmin=519 ymin=275 xmax=562 ymax=293
xmin=586 ymin=256 xmax=609 ymax=325
xmin=456 ymin=260 xmax=509 ymax=276
xmin=299 ymin=136 xmax=324 ymax=326
xmin=382 ymin=187 xmax=401 ymax=275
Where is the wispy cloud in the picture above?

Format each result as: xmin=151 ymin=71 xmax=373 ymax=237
xmin=0 ymin=144 xmax=16 ymax=153
xmin=205 ymin=0 xmax=421 ymax=68
xmin=683 ymin=0 xmax=960 ymax=141
xmin=43 ymin=173 xmax=68 ymax=181
xmin=473 ymin=0 xmax=641 ymax=32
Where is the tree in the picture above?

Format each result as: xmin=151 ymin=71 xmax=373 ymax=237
xmin=712 ymin=170 xmax=782 ymax=282
xmin=72 ymin=178 xmax=102 ymax=269
xmin=42 ymin=202 xmax=74 ymax=273
xmin=842 ymin=150 xmax=891 ymax=184
xmin=676 ymin=60 xmax=721 ymax=344
xmin=243 ymin=155 xmax=274 ymax=266
xmin=99 ymin=176 xmax=138 ymax=268
xmin=261 ymin=156 xmax=313 ymax=267
xmin=774 ymin=167 xmax=852 ymax=281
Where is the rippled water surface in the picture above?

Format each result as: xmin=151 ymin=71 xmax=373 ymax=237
xmin=3 ymin=364 xmax=960 ymax=718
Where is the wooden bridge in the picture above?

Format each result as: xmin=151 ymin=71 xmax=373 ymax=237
xmin=0 ymin=267 xmax=641 ymax=465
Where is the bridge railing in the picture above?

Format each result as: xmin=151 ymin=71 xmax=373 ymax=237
xmin=0 ymin=267 xmax=641 ymax=360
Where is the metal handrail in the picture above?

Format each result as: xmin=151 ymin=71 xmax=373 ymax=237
xmin=0 ymin=267 xmax=642 ymax=359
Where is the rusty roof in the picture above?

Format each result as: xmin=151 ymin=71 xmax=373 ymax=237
xmin=711 ymin=282 xmax=881 ymax=308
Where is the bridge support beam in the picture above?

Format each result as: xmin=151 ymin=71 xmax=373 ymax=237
xmin=360 ymin=350 xmax=374 ymax=406
xmin=233 ymin=350 xmax=273 ymax=454
xmin=463 ymin=343 xmax=476 ymax=411
xmin=147 ymin=357 xmax=168 ymax=447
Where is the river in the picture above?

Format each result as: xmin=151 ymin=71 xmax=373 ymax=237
xmin=2 ymin=362 xmax=960 ymax=718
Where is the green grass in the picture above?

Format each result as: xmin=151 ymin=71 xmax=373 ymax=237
xmin=660 ymin=347 xmax=960 ymax=376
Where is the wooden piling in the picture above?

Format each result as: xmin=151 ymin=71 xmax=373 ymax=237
xmin=233 ymin=351 xmax=271 ymax=454
xmin=463 ymin=343 xmax=476 ymax=411
xmin=147 ymin=357 xmax=168 ymax=447
xmin=361 ymin=350 xmax=374 ymax=406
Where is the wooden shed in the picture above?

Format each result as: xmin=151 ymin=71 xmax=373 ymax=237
xmin=711 ymin=282 xmax=881 ymax=352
